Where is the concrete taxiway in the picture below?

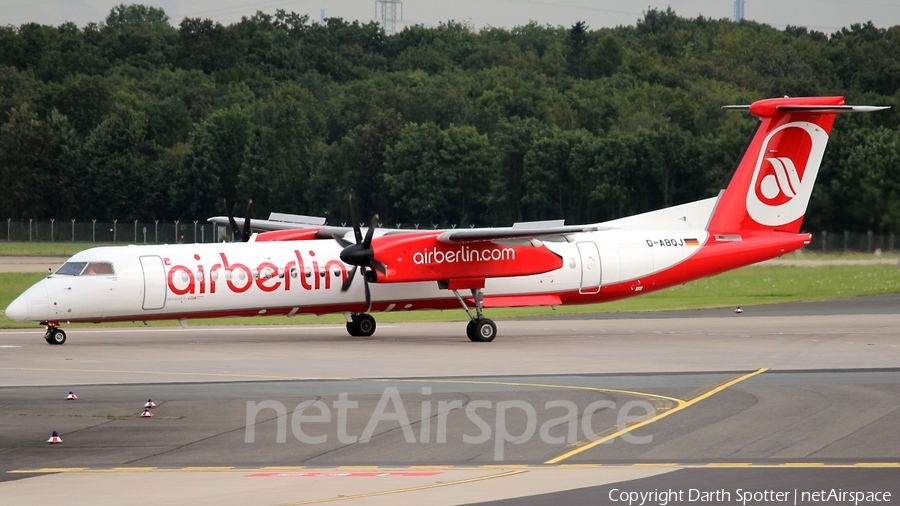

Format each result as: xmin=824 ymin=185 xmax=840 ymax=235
xmin=1 ymin=298 xmax=899 ymax=505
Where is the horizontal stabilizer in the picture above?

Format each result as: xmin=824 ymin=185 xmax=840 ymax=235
xmin=774 ymin=105 xmax=889 ymax=113
xmin=722 ymin=101 xmax=889 ymax=117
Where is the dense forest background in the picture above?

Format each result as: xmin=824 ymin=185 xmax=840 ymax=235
xmin=1 ymin=4 xmax=899 ymax=232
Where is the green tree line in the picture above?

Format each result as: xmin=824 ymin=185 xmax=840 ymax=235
xmin=1 ymin=5 xmax=899 ymax=232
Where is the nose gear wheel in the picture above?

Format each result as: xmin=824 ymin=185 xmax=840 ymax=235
xmin=44 ymin=326 xmax=66 ymax=345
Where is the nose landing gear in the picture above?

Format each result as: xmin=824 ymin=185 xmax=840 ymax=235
xmin=43 ymin=322 xmax=66 ymax=345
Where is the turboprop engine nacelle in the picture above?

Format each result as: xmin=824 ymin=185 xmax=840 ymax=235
xmin=368 ymin=233 xmax=563 ymax=284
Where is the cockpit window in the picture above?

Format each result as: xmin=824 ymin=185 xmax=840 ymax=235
xmin=54 ymin=261 xmax=115 ymax=276
xmin=56 ymin=262 xmax=87 ymax=276
xmin=83 ymin=262 xmax=115 ymax=275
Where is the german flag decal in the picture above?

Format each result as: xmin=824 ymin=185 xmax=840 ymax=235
xmin=684 ymin=238 xmax=700 ymax=246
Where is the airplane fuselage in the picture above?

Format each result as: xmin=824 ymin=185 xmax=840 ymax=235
xmin=8 ymin=227 xmax=808 ymax=324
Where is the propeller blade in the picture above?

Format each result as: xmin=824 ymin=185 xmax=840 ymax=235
xmin=341 ymin=266 xmax=358 ymax=292
xmin=224 ymin=199 xmax=241 ymax=241
xmin=363 ymin=269 xmax=372 ymax=313
xmin=369 ymin=258 xmax=387 ymax=275
xmin=363 ymin=214 xmax=379 ymax=246
xmin=242 ymin=200 xmax=253 ymax=242
xmin=333 ymin=233 xmax=352 ymax=248
xmin=349 ymin=195 xmax=363 ymax=244
xmin=338 ymin=197 xmax=382 ymax=310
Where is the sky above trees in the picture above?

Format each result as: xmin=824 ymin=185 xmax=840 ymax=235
xmin=4 ymin=0 xmax=900 ymax=34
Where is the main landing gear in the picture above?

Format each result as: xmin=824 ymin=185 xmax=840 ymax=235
xmin=346 ymin=313 xmax=376 ymax=337
xmin=454 ymin=289 xmax=497 ymax=343
xmin=43 ymin=322 xmax=66 ymax=345
xmin=343 ymin=289 xmax=497 ymax=342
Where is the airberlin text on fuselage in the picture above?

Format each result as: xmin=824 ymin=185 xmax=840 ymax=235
xmin=413 ymin=246 xmax=515 ymax=265
xmin=166 ymin=250 xmax=347 ymax=296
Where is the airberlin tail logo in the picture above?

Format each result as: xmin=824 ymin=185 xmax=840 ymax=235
xmin=746 ymin=121 xmax=829 ymax=227
xmin=761 ymin=157 xmax=801 ymax=199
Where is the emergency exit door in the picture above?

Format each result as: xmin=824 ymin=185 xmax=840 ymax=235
xmin=577 ymin=242 xmax=602 ymax=294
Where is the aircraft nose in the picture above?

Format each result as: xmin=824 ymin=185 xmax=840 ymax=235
xmin=5 ymin=294 xmax=30 ymax=321
xmin=5 ymin=283 xmax=48 ymax=321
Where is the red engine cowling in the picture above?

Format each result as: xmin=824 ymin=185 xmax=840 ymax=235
xmin=369 ymin=233 xmax=562 ymax=283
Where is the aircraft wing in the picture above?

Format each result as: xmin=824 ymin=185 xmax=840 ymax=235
xmin=209 ymin=214 xmax=601 ymax=243
xmin=437 ymin=225 xmax=602 ymax=243
xmin=207 ymin=216 xmax=340 ymax=232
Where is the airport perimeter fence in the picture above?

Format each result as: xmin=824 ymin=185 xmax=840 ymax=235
xmin=805 ymin=231 xmax=897 ymax=253
xmin=1 ymin=220 xmax=898 ymax=252
xmin=1 ymin=219 xmax=226 ymax=244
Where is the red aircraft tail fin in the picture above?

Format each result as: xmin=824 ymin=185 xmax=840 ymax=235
xmin=706 ymin=96 xmax=887 ymax=235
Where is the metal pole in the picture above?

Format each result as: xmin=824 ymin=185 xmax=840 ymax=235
xmin=29 ymin=219 xmax=32 ymax=241
xmin=92 ymin=219 xmax=96 ymax=242
xmin=175 ymin=220 xmax=180 ymax=243
xmin=134 ymin=220 xmax=138 ymax=243
xmin=201 ymin=225 xmax=205 ymax=243
xmin=867 ymin=231 xmax=873 ymax=253
xmin=51 ymin=218 xmax=55 ymax=241
xmin=193 ymin=220 xmax=198 ymax=243
xmin=7 ymin=218 xmax=10 ymax=241
xmin=154 ymin=220 xmax=159 ymax=243
xmin=843 ymin=230 xmax=848 ymax=253
xmin=71 ymin=219 xmax=75 ymax=241
xmin=113 ymin=219 xmax=117 ymax=243
xmin=822 ymin=231 xmax=827 ymax=252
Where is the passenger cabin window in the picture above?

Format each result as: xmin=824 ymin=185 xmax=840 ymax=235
xmin=83 ymin=262 xmax=115 ymax=275
xmin=55 ymin=261 xmax=115 ymax=276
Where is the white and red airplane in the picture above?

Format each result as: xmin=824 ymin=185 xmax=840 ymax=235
xmin=5 ymin=96 xmax=887 ymax=344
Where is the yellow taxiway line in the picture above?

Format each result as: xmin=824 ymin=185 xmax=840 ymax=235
xmin=545 ymin=367 xmax=769 ymax=464
xmin=381 ymin=377 xmax=686 ymax=404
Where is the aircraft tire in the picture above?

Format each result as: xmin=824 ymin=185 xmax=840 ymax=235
xmin=346 ymin=322 xmax=360 ymax=337
xmin=46 ymin=329 xmax=66 ymax=345
xmin=355 ymin=314 xmax=376 ymax=337
xmin=468 ymin=319 xmax=496 ymax=343
xmin=466 ymin=320 xmax=476 ymax=340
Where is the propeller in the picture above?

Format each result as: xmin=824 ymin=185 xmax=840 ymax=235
xmin=224 ymin=199 xmax=253 ymax=242
xmin=335 ymin=196 xmax=386 ymax=312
